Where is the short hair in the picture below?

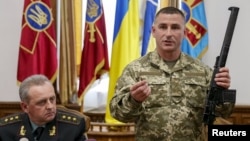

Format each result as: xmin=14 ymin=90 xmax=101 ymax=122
xmin=155 ymin=6 xmax=185 ymax=21
xmin=19 ymin=74 xmax=51 ymax=102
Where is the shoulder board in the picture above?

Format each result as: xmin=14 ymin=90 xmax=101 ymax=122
xmin=57 ymin=111 xmax=81 ymax=125
xmin=0 ymin=113 xmax=22 ymax=126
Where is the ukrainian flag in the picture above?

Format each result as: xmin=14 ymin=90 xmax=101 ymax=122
xmin=181 ymin=0 xmax=208 ymax=59
xmin=105 ymin=0 xmax=140 ymax=123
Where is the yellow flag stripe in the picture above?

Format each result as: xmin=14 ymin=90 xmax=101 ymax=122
xmin=105 ymin=0 xmax=140 ymax=124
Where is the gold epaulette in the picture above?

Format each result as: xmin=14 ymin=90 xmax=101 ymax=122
xmin=56 ymin=105 xmax=90 ymax=131
xmin=0 ymin=113 xmax=22 ymax=126
xmin=57 ymin=111 xmax=81 ymax=125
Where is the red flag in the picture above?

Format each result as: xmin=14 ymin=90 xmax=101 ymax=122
xmin=17 ymin=0 xmax=58 ymax=83
xmin=78 ymin=0 xmax=109 ymax=102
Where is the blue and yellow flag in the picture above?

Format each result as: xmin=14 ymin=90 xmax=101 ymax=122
xmin=181 ymin=0 xmax=208 ymax=59
xmin=105 ymin=0 xmax=140 ymax=124
xmin=141 ymin=0 xmax=158 ymax=56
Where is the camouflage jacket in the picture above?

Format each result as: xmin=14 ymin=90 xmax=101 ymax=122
xmin=109 ymin=50 xmax=234 ymax=141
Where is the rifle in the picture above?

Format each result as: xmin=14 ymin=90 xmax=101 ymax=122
xmin=203 ymin=7 xmax=239 ymax=125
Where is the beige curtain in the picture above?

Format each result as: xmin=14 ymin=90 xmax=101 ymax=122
xmin=59 ymin=0 xmax=79 ymax=104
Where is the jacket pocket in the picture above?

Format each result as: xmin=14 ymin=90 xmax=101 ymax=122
xmin=184 ymin=77 xmax=207 ymax=109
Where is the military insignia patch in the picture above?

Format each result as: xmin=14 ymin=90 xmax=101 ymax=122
xmin=49 ymin=125 xmax=56 ymax=136
xmin=19 ymin=125 xmax=26 ymax=136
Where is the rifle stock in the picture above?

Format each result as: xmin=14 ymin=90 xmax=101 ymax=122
xmin=203 ymin=7 xmax=239 ymax=125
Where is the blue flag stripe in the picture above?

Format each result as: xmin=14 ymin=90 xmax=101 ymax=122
xmin=141 ymin=0 xmax=158 ymax=56
xmin=112 ymin=1 xmax=128 ymax=42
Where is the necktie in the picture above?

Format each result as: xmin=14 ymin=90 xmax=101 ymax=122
xmin=33 ymin=127 xmax=44 ymax=140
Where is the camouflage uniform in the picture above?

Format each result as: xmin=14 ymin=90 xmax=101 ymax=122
xmin=110 ymin=50 xmax=234 ymax=141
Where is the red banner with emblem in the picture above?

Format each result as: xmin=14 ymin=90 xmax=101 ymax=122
xmin=78 ymin=0 xmax=109 ymax=102
xmin=17 ymin=0 xmax=58 ymax=84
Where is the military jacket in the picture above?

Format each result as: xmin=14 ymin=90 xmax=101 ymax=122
xmin=0 ymin=109 xmax=87 ymax=141
xmin=110 ymin=50 xmax=234 ymax=141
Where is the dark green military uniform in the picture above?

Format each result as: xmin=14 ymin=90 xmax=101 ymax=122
xmin=0 ymin=109 xmax=87 ymax=141
xmin=110 ymin=50 xmax=234 ymax=141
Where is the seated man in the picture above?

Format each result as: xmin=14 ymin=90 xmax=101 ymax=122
xmin=0 ymin=74 xmax=90 ymax=141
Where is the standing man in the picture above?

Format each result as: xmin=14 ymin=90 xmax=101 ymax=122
xmin=0 ymin=74 xmax=89 ymax=141
xmin=109 ymin=7 xmax=234 ymax=141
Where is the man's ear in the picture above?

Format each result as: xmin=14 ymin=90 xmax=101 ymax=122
xmin=151 ymin=26 xmax=156 ymax=38
xmin=20 ymin=102 xmax=28 ymax=113
xmin=184 ymin=27 xmax=187 ymax=37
